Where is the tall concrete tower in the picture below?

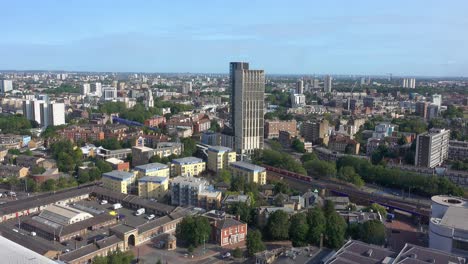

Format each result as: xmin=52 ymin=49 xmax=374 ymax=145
xmin=230 ymin=62 xmax=265 ymax=157
xmin=324 ymin=75 xmax=332 ymax=93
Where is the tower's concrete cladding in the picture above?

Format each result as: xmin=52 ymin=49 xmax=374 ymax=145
xmin=230 ymin=62 xmax=265 ymax=157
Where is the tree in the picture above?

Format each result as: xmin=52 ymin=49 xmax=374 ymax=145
xmin=307 ymin=207 xmax=326 ymax=246
xmin=78 ymin=171 xmax=90 ymax=184
xmin=230 ymin=175 xmax=246 ymax=192
xmin=219 ymin=169 xmax=232 ymax=184
xmin=176 ymin=216 xmax=211 ymax=247
xmin=181 ymin=138 xmax=197 ymax=157
xmin=96 ymin=160 xmax=113 ymax=173
xmin=246 ymin=230 xmax=265 ymax=256
xmin=227 ymin=202 xmax=252 ymax=224
xmin=89 ymin=167 xmax=102 ymax=181
xmin=266 ymin=210 xmax=290 ymax=240
xmin=325 ymin=211 xmax=347 ymax=249
xmin=232 ymin=247 xmax=243 ymax=258
xmin=304 ymin=159 xmax=336 ymax=177
xmin=360 ymin=220 xmax=386 ymax=245
xmin=289 ymin=213 xmax=309 ymax=247
xmin=41 ymin=179 xmax=57 ymax=192
xmin=365 ymin=203 xmax=387 ymax=218
xmin=291 ymin=138 xmax=305 ymax=153
xmin=209 ymin=120 xmax=221 ymax=132
xmin=187 ymin=245 xmax=194 ymax=253
xmin=301 ymin=152 xmax=317 ymax=163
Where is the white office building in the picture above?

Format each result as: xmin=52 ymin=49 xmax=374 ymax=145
xmin=102 ymin=86 xmax=117 ymax=100
xmin=429 ymin=195 xmax=468 ymax=256
xmin=291 ymin=94 xmax=306 ymax=108
xmin=0 ymin=80 xmax=13 ymax=93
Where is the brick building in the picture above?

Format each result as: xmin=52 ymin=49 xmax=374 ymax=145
xmin=264 ymin=120 xmax=297 ymax=139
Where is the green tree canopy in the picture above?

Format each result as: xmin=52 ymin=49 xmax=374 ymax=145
xmin=266 ymin=210 xmax=290 ymax=240
xmin=175 ymin=216 xmax=211 ymax=247
xmin=246 ymin=230 xmax=266 ymax=256
xmin=306 ymin=207 xmax=326 ymax=246
xmin=325 ymin=211 xmax=347 ymax=249
xmin=304 ymin=159 xmax=336 ymax=177
xmin=289 ymin=213 xmax=309 ymax=247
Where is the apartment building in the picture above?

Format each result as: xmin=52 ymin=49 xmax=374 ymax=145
xmin=207 ymin=146 xmax=236 ymax=173
xmin=229 ymin=161 xmax=266 ymax=185
xmin=138 ymin=176 xmax=169 ymax=200
xmin=415 ymin=128 xmax=450 ymax=168
xmin=171 ymin=157 xmax=206 ymax=177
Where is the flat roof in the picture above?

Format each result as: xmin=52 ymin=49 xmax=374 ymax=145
xmin=431 ymin=195 xmax=468 ymax=208
xmin=139 ymin=176 xmax=168 ymax=184
xmin=440 ymin=206 xmax=468 ymax=231
xmin=132 ymin=146 xmax=154 ymax=152
xmin=0 ymin=235 xmax=56 ymax=264
xmin=0 ymin=186 xmax=94 ymax=216
xmin=172 ymin=156 xmax=204 ymax=165
xmin=102 ymin=170 xmax=134 ymax=181
xmin=207 ymin=146 xmax=233 ymax=153
xmin=393 ymin=243 xmax=466 ymax=264
xmin=105 ymin=157 xmax=124 ymax=165
xmin=230 ymin=161 xmax=265 ymax=173
xmin=134 ymin=162 xmax=168 ymax=172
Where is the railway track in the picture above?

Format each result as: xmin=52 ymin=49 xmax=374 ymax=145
xmin=263 ymin=165 xmax=431 ymax=220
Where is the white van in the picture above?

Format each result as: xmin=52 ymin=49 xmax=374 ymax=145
xmin=100 ymin=200 xmax=108 ymax=205
xmin=31 ymin=232 xmax=36 ymax=236
xmin=135 ymin=208 xmax=145 ymax=216
xmin=112 ymin=203 xmax=122 ymax=210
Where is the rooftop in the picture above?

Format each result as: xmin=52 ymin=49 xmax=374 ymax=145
xmin=139 ymin=176 xmax=168 ymax=184
xmin=325 ymin=240 xmax=396 ymax=264
xmin=105 ymin=157 xmax=124 ymax=165
xmin=102 ymin=170 xmax=134 ymax=181
xmin=172 ymin=156 xmax=204 ymax=165
xmin=230 ymin=161 xmax=265 ymax=173
xmin=0 ymin=235 xmax=56 ymax=264
xmin=393 ymin=243 xmax=466 ymax=264
xmin=134 ymin=162 xmax=168 ymax=172
xmin=208 ymin=146 xmax=233 ymax=153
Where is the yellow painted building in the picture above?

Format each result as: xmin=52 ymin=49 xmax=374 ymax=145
xmin=138 ymin=176 xmax=169 ymax=199
xmin=134 ymin=162 xmax=170 ymax=178
xmin=171 ymin=157 xmax=206 ymax=177
xmin=207 ymin=146 xmax=236 ymax=173
xmin=229 ymin=161 xmax=267 ymax=185
xmin=102 ymin=170 xmax=136 ymax=194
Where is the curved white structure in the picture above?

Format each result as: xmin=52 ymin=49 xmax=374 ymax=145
xmin=429 ymin=195 xmax=468 ymax=256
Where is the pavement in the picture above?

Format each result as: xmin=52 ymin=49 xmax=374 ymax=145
xmin=133 ymin=241 xmax=244 ymax=264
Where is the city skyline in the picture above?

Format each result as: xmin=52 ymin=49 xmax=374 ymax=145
xmin=1 ymin=0 xmax=468 ymax=76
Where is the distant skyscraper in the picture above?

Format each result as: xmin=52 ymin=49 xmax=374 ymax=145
xmin=182 ymin=81 xmax=192 ymax=94
xmin=0 ymin=80 xmax=13 ymax=93
xmin=402 ymin=78 xmax=416 ymax=88
xmin=296 ymin=80 xmax=304 ymax=94
xmin=94 ymin=82 xmax=102 ymax=97
xmin=82 ymin=83 xmax=91 ymax=95
xmin=324 ymin=75 xmax=332 ymax=93
xmin=230 ymin=62 xmax=265 ymax=156
xmin=432 ymin=94 xmax=442 ymax=108
xmin=415 ymin=101 xmax=429 ymax=119
xmin=415 ymin=128 xmax=450 ymax=168
xmin=145 ymin=90 xmax=154 ymax=110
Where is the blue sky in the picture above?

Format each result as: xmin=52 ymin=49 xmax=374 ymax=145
xmin=1 ymin=0 xmax=467 ymax=76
